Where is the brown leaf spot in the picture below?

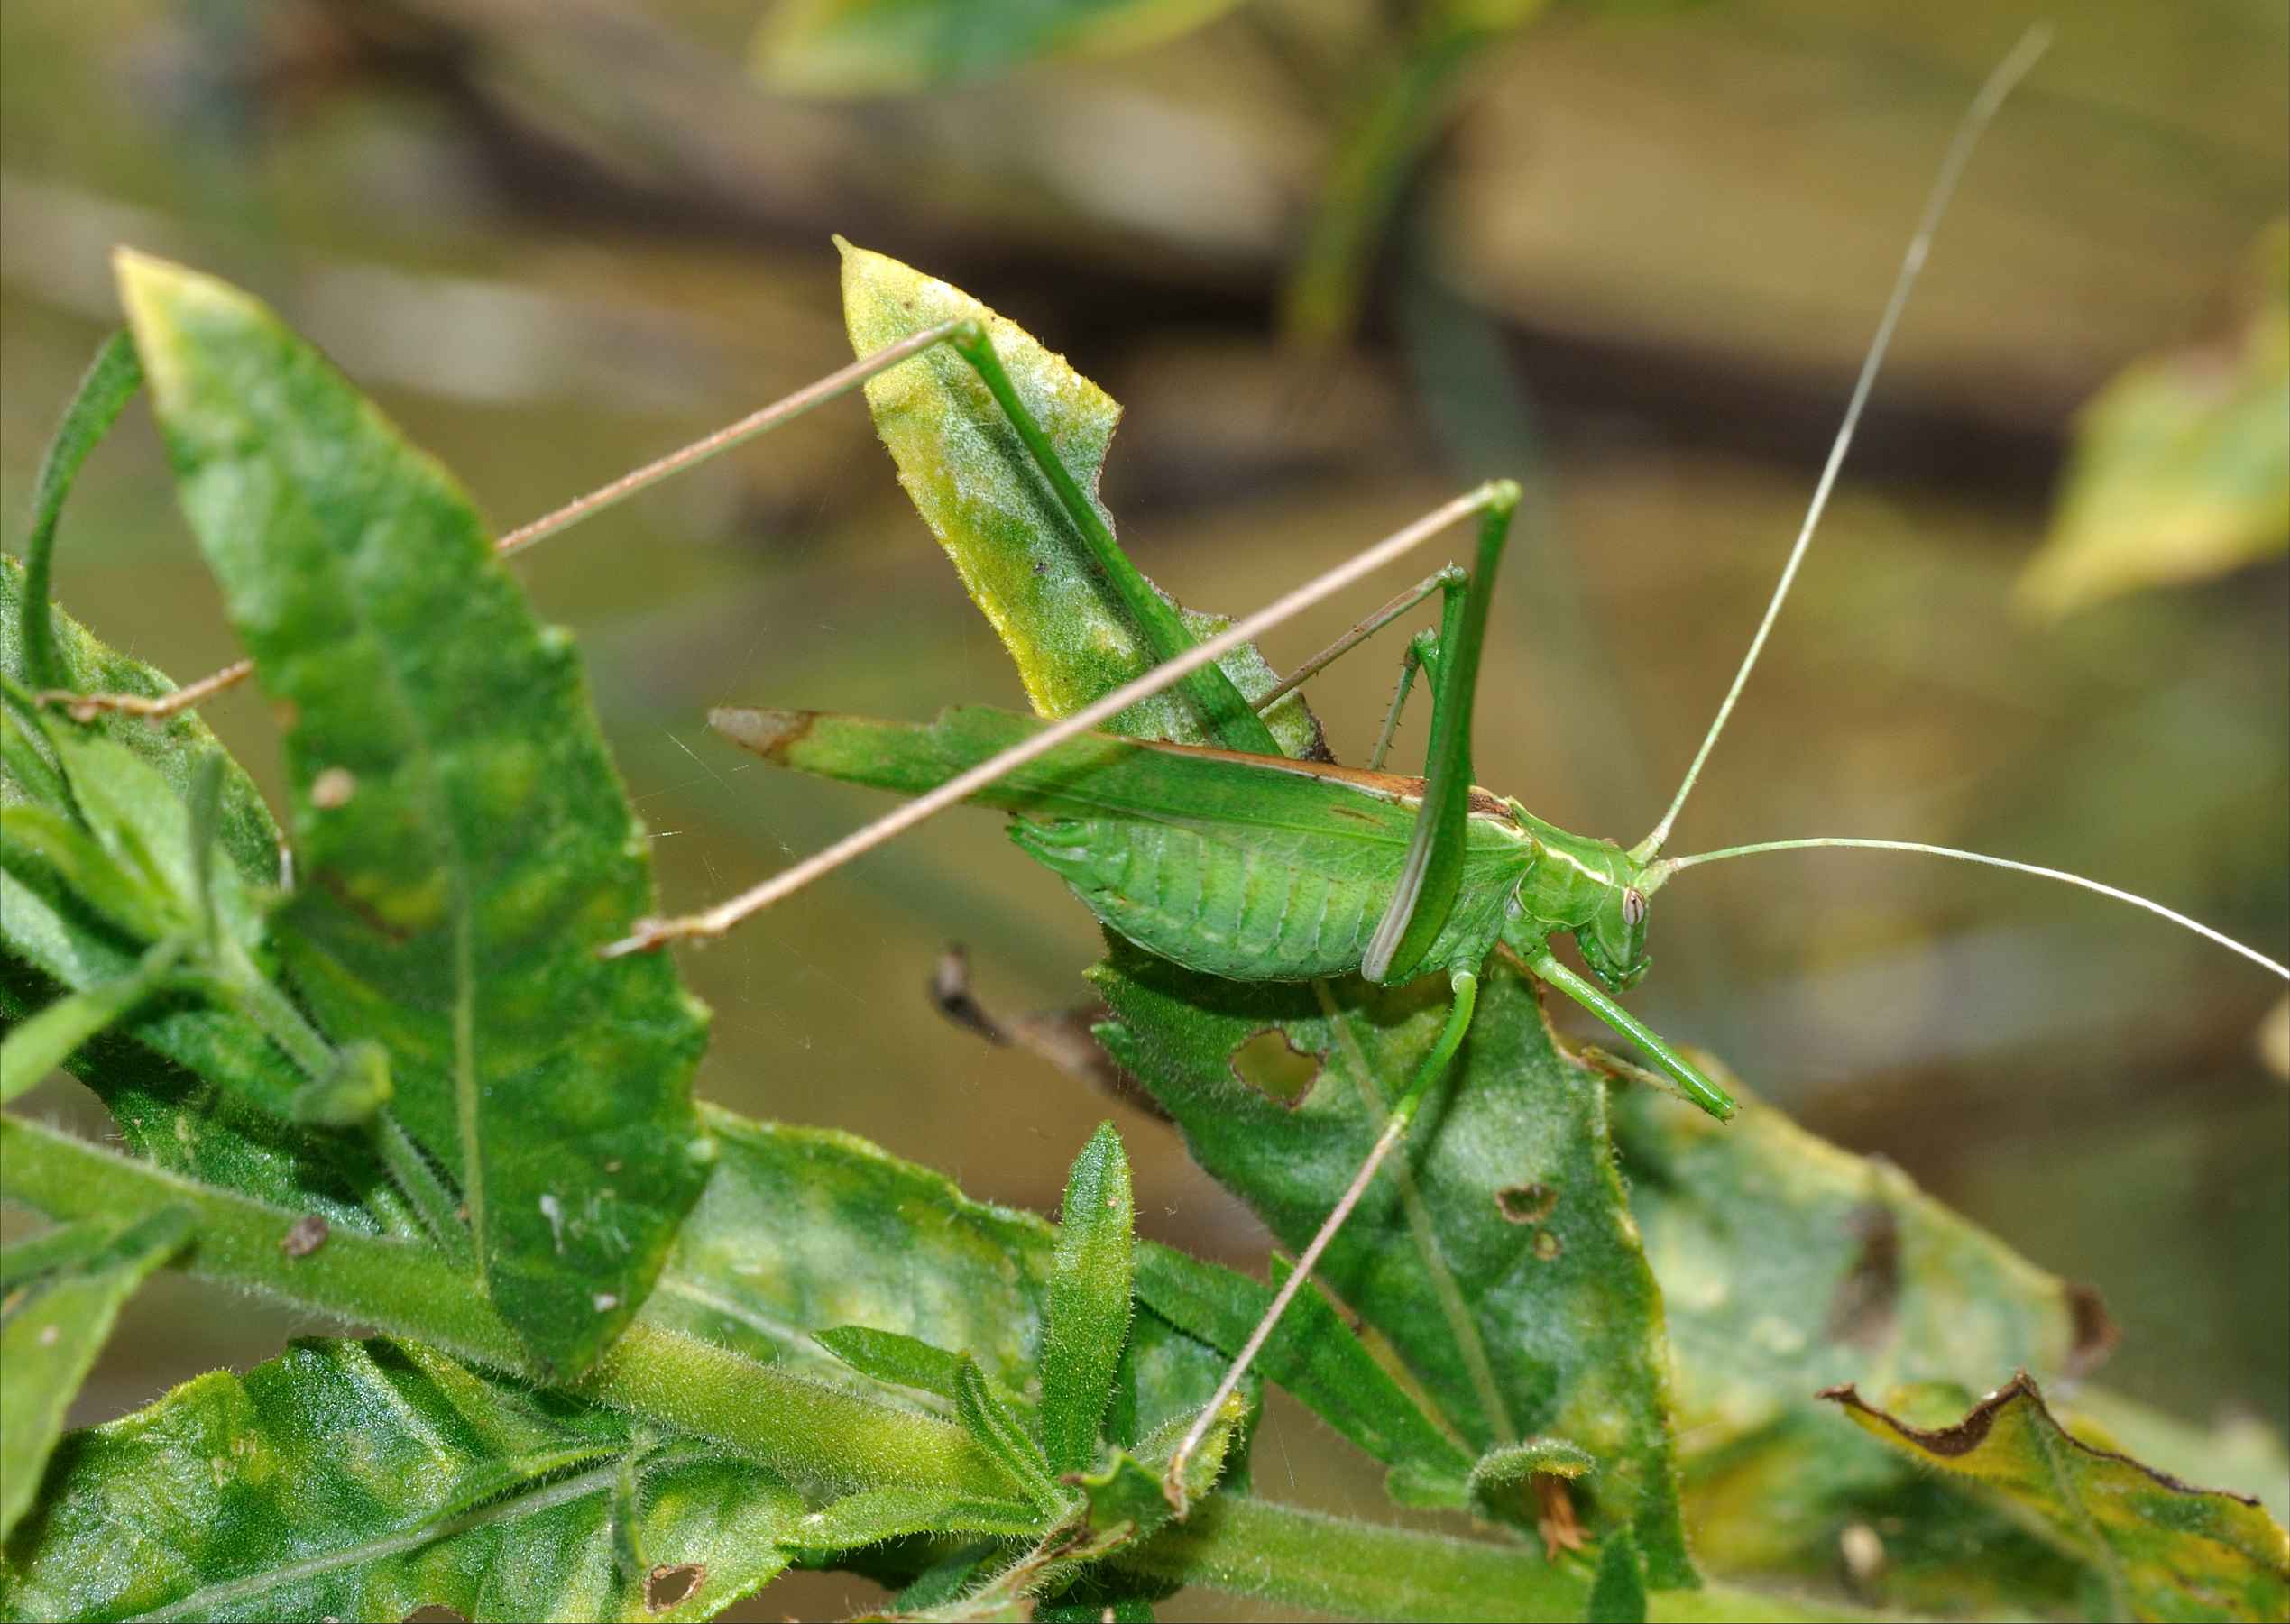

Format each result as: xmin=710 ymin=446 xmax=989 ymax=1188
xmin=403 ymin=1608 xmax=466 ymax=1623
xmin=279 ymin=1214 xmax=329 ymax=1260
xmin=646 ymin=1562 xmax=704 ymax=1612
xmin=1531 ymin=1229 xmax=1563 ymax=1262
xmin=1820 ymin=1199 xmax=1899 ymax=1352
xmin=1230 ymin=1027 xmax=1321 ymax=1107
xmin=2064 ymin=1281 xmax=2119 ymax=1379
xmin=1495 ymin=1181 xmax=1558 ymax=1225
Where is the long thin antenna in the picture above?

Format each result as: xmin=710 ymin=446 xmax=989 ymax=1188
xmin=1646 ymin=837 xmax=2288 ymax=980
xmin=1632 ymin=25 xmax=2052 ymax=863
xmin=41 ymin=320 xmax=969 ymax=721
xmin=600 ymin=483 xmax=1513 ymax=957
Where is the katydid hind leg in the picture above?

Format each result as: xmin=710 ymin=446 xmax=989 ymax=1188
xmin=1166 ymin=969 xmax=1482 ymax=1504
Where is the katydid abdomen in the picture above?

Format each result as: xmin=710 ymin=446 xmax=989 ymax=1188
xmin=713 ymin=703 xmax=1531 ymax=984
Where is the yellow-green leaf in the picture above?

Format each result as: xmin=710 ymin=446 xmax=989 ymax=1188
xmin=115 ymin=251 xmax=713 ymax=1374
xmin=755 ymin=0 xmax=1244 ymax=96
xmin=2019 ymin=224 xmax=2290 ymax=617
xmin=837 ymin=242 xmax=1323 ymax=757
xmin=1824 ymin=1373 xmax=2290 ymax=1623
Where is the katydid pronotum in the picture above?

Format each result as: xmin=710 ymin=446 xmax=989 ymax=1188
xmin=60 ymin=28 xmax=2286 ymax=1509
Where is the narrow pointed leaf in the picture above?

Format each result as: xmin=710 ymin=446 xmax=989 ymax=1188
xmin=784 ymin=1486 xmax=1044 ymax=1552
xmin=955 ymin=1354 xmax=1065 ymax=1516
xmin=115 ymin=252 xmax=713 ymax=1372
xmin=1041 ymin=1121 xmax=1134 ymax=1475
xmin=18 ymin=328 xmax=142 ymax=692
xmin=0 ymin=938 xmax=182 ymax=1102
xmin=1134 ymin=1242 xmax=1472 ymax=1501
xmin=816 ymin=1324 xmax=970 ymax=1399
xmin=838 ymin=243 xmax=1322 ymax=756
xmin=652 ymin=1107 xmax=1229 ymax=1449
xmin=1824 ymin=1374 xmax=2290 ymax=1623
xmin=1091 ymin=944 xmax=1695 ymax=1583
xmin=0 ymin=1206 xmax=192 ymax=1541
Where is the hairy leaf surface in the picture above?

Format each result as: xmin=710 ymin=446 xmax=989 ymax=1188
xmin=0 ymin=1338 xmax=803 ymax=1623
xmin=116 ymin=252 xmax=713 ymax=1373
xmin=0 ymin=1207 xmax=191 ymax=1541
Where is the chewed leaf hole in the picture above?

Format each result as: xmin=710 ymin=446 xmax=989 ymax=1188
xmin=1229 ymin=1027 xmax=1322 ymax=1106
xmin=1496 ymin=1181 xmax=1558 ymax=1225
xmin=646 ymin=1562 xmax=704 ymax=1611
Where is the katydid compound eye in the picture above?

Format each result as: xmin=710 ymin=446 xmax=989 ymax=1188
xmin=1623 ymin=887 xmax=1648 ymax=928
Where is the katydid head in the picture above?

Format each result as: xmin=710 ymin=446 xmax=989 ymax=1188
xmin=1510 ymin=812 xmax=1658 ymax=994
xmin=1576 ymin=867 xmax=1652 ymax=994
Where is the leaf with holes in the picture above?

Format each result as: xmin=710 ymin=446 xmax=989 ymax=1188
xmin=1608 ymin=1064 xmax=2165 ymax=1614
xmin=1824 ymin=1374 xmax=2290 ymax=1623
xmin=116 ymin=252 xmax=713 ymax=1373
xmin=1090 ymin=940 xmax=1693 ymax=1583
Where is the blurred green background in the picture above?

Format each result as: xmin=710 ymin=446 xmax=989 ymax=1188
xmin=5 ymin=0 xmax=2285 ymax=1612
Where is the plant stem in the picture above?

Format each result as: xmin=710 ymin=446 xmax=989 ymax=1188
xmin=0 ymin=1115 xmax=1004 ymax=1500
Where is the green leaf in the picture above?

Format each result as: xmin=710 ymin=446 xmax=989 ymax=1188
xmin=0 ymin=1337 xmax=806 ymax=1623
xmin=0 ymin=937 xmax=184 ymax=1102
xmin=0 ymin=800 xmax=180 ymax=948
xmin=1587 ymin=1528 xmax=1649 ymax=1624
xmin=1610 ymin=1067 xmax=2131 ymax=1613
xmin=754 ymin=0 xmax=1244 ymax=96
xmin=1091 ymin=944 xmax=1695 ymax=1583
xmin=1824 ymin=1374 xmax=2290 ymax=1623
xmin=1467 ymin=1436 xmax=1595 ymax=1497
xmin=0 ymin=1206 xmax=191 ymax=1542
xmin=1133 ymin=1242 xmax=1474 ymax=1504
xmin=783 ymin=1485 xmax=1044 ymax=1550
xmin=2019 ymin=222 xmax=2290 ymax=617
xmin=115 ymin=250 xmax=713 ymax=1373
xmin=836 ymin=243 xmax=1323 ymax=757
xmin=17 ymin=329 xmax=143 ymax=693
xmin=0 ymin=558 xmax=280 ymax=887
xmin=816 ymin=1324 xmax=971 ymax=1399
xmin=1041 ymin=1121 xmax=1134 ymax=1476
xmin=955 ymin=1354 xmax=1067 ymax=1516
xmin=2 ymin=562 xmax=385 ymax=1224
xmin=37 ymin=710 xmax=263 ymax=953
xmin=652 ymin=1107 xmax=1230 ymax=1453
